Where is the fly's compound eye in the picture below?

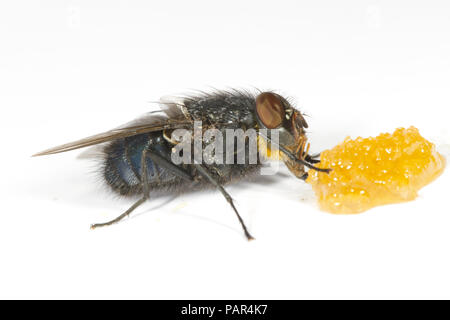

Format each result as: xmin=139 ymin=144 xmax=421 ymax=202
xmin=255 ymin=92 xmax=286 ymax=129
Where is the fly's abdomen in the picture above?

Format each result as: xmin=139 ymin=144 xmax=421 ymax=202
xmin=103 ymin=133 xmax=177 ymax=196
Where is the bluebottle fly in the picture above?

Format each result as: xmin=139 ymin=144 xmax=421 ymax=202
xmin=33 ymin=90 xmax=330 ymax=240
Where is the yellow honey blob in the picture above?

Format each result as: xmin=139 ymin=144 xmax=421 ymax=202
xmin=307 ymin=127 xmax=446 ymax=214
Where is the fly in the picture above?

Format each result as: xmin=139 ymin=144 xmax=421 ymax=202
xmin=33 ymin=90 xmax=330 ymax=240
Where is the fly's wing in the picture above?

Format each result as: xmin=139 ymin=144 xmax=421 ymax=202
xmin=33 ymin=99 xmax=192 ymax=157
xmin=159 ymin=95 xmax=191 ymax=120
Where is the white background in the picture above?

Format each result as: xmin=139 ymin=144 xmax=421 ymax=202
xmin=1 ymin=0 xmax=449 ymax=299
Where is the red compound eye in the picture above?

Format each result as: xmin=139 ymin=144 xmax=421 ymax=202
xmin=256 ymin=92 xmax=285 ymax=129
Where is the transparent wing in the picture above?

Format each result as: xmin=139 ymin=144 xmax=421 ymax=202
xmin=33 ymin=101 xmax=192 ymax=157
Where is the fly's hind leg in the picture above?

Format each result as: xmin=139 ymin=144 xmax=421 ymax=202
xmin=91 ymin=148 xmax=197 ymax=229
xmin=90 ymin=197 xmax=148 ymax=229
xmin=194 ymin=163 xmax=254 ymax=241
xmin=90 ymin=148 xmax=151 ymax=229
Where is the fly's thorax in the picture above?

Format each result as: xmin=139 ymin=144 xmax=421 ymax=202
xmin=183 ymin=91 xmax=258 ymax=129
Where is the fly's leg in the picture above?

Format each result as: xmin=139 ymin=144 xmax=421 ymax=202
xmin=195 ymin=163 xmax=254 ymax=241
xmin=147 ymin=151 xmax=202 ymax=192
xmin=304 ymin=154 xmax=321 ymax=164
xmin=300 ymin=172 xmax=309 ymax=180
xmin=91 ymin=147 xmax=253 ymax=240
xmin=148 ymin=151 xmax=193 ymax=182
xmin=258 ymin=132 xmax=330 ymax=173
xmin=91 ymin=149 xmax=198 ymax=229
xmin=90 ymin=197 xmax=148 ymax=229
xmin=90 ymin=148 xmax=151 ymax=229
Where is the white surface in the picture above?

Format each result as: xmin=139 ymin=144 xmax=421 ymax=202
xmin=1 ymin=0 xmax=450 ymax=299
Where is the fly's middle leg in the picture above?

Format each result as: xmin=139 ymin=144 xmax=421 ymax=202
xmin=195 ymin=163 xmax=254 ymax=241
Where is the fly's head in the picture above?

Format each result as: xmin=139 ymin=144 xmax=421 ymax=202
xmin=255 ymin=92 xmax=311 ymax=179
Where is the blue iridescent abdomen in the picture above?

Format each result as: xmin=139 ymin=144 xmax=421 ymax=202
xmin=103 ymin=133 xmax=178 ymax=196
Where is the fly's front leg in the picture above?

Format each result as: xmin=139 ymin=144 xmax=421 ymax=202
xmin=195 ymin=163 xmax=254 ymax=241
xmin=258 ymin=132 xmax=330 ymax=173
xmin=90 ymin=148 xmax=151 ymax=229
xmin=305 ymin=154 xmax=321 ymax=164
xmin=299 ymin=142 xmax=321 ymax=164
